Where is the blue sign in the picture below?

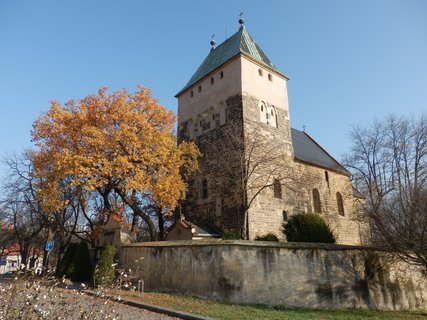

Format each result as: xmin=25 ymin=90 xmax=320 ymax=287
xmin=0 ymin=260 xmax=6 ymax=266
xmin=45 ymin=240 xmax=55 ymax=251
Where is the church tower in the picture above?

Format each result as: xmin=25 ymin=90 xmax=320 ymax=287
xmin=176 ymin=19 xmax=294 ymax=239
xmin=176 ymin=19 xmax=368 ymax=244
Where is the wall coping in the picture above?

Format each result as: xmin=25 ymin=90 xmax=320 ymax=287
xmin=122 ymin=240 xmax=383 ymax=251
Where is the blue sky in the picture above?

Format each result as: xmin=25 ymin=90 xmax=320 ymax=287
xmin=1 ymin=0 xmax=426 ymax=178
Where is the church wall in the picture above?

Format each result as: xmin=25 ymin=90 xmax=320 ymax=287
xmin=292 ymin=161 xmax=365 ymax=245
xmin=240 ymin=92 xmax=363 ymax=245
xmin=244 ymin=161 xmax=365 ymax=244
xmin=245 ymin=157 xmax=365 ymax=244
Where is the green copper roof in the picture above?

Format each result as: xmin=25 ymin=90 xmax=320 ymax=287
xmin=176 ymin=26 xmax=286 ymax=97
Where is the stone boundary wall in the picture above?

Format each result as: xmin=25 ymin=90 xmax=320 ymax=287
xmin=119 ymin=241 xmax=426 ymax=310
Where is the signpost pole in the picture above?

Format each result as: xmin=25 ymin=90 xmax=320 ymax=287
xmin=42 ymin=240 xmax=55 ymax=277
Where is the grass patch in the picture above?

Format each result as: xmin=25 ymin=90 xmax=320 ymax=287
xmin=111 ymin=290 xmax=426 ymax=320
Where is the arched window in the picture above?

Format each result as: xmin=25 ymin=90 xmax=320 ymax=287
xmin=312 ymin=189 xmax=321 ymax=213
xmin=282 ymin=210 xmax=288 ymax=221
xmin=336 ymin=192 xmax=344 ymax=216
xmin=202 ymin=179 xmax=208 ymax=199
xmin=269 ymin=106 xmax=277 ymax=128
xmin=259 ymin=101 xmax=267 ymax=124
xmin=220 ymin=70 xmax=224 ymax=79
xmin=258 ymin=68 xmax=263 ymax=76
xmin=259 ymin=101 xmax=278 ymax=128
xmin=273 ymin=179 xmax=282 ymax=199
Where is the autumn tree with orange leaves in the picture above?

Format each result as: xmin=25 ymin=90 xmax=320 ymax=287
xmin=32 ymin=86 xmax=200 ymax=240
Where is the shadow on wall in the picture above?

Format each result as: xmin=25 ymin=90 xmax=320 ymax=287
xmin=311 ymin=249 xmax=423 ymax=310
xmin=119 ymin=241 xmax=426 ymax=310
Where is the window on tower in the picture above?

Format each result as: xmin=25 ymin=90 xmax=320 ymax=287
xmin=213 ymin=113 xmax=220 ymax=127
xmin=259 ymin=101 xmax=278 ymax=128
xmin=273 ymin=179 xmax=282 ymax=199
xmin=259 ymin=101 xmax=267 ymax=124
xmin=200 ymin=119 xmax=210 ymax=131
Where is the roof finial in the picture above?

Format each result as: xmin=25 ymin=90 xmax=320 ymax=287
xmin=302 ymin=124 xmax=307 ymax=132
xmin=239 ymin=12 xmax=245 ymax=26
xmin=210 ymin=33 xmax=216 ymax=50
xmin=210 ymin=34 xmax=216 ymax=51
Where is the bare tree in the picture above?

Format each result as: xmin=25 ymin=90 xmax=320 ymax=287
xmin=1 ymin=152 xmax=83 ymax=271
xmin=0 ymin=222 xmax=16 ymax=260
xmin=205 ymin=122 xmax=294 ymax=239
xmin=0 ymin=152 xmax=46 ymax=268
xmin=343 ymin=113 xmax=427 ymax=273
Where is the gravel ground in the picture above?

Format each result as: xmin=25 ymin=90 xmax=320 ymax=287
xmin=0 ymin=280 xmax=182 ymax=320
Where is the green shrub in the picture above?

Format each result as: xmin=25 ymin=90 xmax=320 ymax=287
xmin=283 ymin=213 xmax=336 ymax=243
xmin=255 ymin=233 xmax=279 ymax=241
xmin=55 ymin=242 xmax=78 ymax=277
xmin=93 ymin=242 xmax=116 ymax=287
xmin=221 ymin=229 xmax=241 ymax=240
xmin=69 ymin=241 xmax=92 ymax=281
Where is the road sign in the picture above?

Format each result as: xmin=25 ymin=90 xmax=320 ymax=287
xmin=45 ymin=240 xmax=55 ymax=251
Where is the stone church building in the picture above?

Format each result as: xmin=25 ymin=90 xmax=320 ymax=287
xmin=176 ymin=19 xmax=367 ymax=245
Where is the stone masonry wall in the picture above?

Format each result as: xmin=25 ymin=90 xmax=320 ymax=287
xmin=178 ymin=91 xmax=367 ymax=244
xmin=120 ymin=241 xmax=427 ymax=310
xmin=178 ymin=93 xmax=245 ymax=232
xmin=241 ymin=92 xmax=364 ymax=244
xmin=241 ymin=92 xmax=294 ymax=240
xmin=293 ymin=161 xmax=368 ymax=245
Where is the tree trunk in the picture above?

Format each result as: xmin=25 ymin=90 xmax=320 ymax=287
xmin=98 ymin=187 xmax=112 ymax=212
xmin=158 ymin=207 xmax=164 ymax=241
xmin=240 ymin=202 xmax=249 ymax=240
xmin=131 ymin=213 xmax=139 ymax=233
xmin=114 ymin=188 xmax=157 ymax=241
xmin=20 ymin=246 xmax=29 ymax=271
